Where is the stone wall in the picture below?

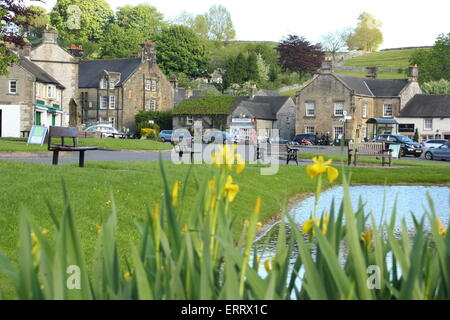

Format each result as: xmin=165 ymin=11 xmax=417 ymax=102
xmin=399 ymin=81 xmax=422 ymax=110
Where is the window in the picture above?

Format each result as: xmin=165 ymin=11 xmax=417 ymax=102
xmin=186 ymin=116 xmax=193 ymax=125
xmin=146 ymin=79 xmax=151 ymax=91
xmin=109 ymin=96 xmax=116 ymax=109
xmin=383 ymin=104 xmax=393 ymax=117
xmin=334 ymin=126 xmax=344 ymax=139
xmin=424 ymin=119 xmax=433 ymax=131
xmin=47 ymin=85 xmax=56 ymax=99
xmin=362 ymin=103 xmax=367 ymax=118
xmin=100 ymin=78 xmax=108 ymax=89
xmin=305 ymin=102 xmax=315 ymax=117
xmin=9 ymin=80 xmax=17 ymax=94
xmin=100 ymin=95 xmax=108 ymax=109
xmin=334 ymin=102 xmax=344 ymax=116
xmin=150 ymin=99 xmax=156 ymax=110
xmin=305 ymin=126 xmax=315 ymax=134
xmin=151 ymin=80 xmax=157 ymax=92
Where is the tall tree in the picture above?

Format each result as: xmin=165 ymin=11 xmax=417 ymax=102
xmin=410 ymin=33 xmax=450 ymax=84
xmin=320 ymin=29 xmax=348 ymax=62
xmin=247 ymin=52 xmax=259 ymax=81
xmin=50 ymin=0 xmax=113 ymax=43
xmin=1 ymin=0 xmax=37 ymax=75
xmin=174 ymin=11 xmax=209 ymax=40
xmin=99 ymin=24 xmax=145 ymax=58
xmin=346 ymin=12 xmax=383 ymax=52
xmin=155 ymin=25 xmax=209 ymax=78
xmin=277 ymin=34 xmax=324 ymax=78
xmin=115 ymin=4 xmax=166 ymax=41
xmin=206 ymin=5 xmax=236 ymax=41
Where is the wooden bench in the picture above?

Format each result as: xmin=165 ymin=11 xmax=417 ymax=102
xmin=348 ymin=142 xmax=392 ymax=167
xmin=48 ymin=126 xmax=99 ymax=168
xmin=277 ymin=144 xmax=300 ymax=165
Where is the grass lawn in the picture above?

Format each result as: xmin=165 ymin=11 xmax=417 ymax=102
xmin=0 ymin=159 xmax=449 ymax=298
xmin=0 ymin=138 xmax=172 ymax=152
xmin=280 ymin=89 xmax=300 ymax=97
xmin=335 ymin=71 xmax=407 ymax=79
xmin=342 ymin=49 xmax=426 ymax=69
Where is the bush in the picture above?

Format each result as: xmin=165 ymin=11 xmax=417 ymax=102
xmin=137 ymin=122 xmax=160 ymax=140
xmin=135 ymin=111 xmax=172 ymax=131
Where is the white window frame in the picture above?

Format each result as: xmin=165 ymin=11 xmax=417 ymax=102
xmin=424 ymin=119 xmax=433 ymax=131
xmin=151 ymin=80 xmax=157 ymax=92
xmin=383 ymin=104 xmax=393 ymax=118
xmin=100 ymin=78 xmax=108 ymax=89
xmin=150 ymin=99 xmax=156 ymax=111
xmin=333 ymin=126 xmax=344 ymax=139
xmin=100 ymin=95 xmax=108 ymax=109
xmin=334 ymin=102 xmax=344 ymax=117
xmin=47 ymin=85 xmax=56 ymax=99
xmin=305 ymin=126 xmax=315 ymax=135
xmin=9 ymin=80 xmax=18 ymax=94
xmin=145 ymin=79 xmax=151 ymax=91
xmin=109 ymin=95 xmax=116 ymax=109
xmin=305 ymin=102 xmax=315 ymax=117
xmin=186 ymin=115 xmax=194 ymax=125
xmin=362 ymin=103 xmax=367 ymax=118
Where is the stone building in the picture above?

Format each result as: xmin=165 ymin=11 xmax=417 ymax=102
xmin=0 ymin=54 xmax=65 ymax=137
xmin=295 ymin=61 xmax=422 ymax=141
xmin=397 ymin=94 xmax=450 ymax=141
xmin=29 ymin=29 xmax=80 ymax=127
xmin=78 ymin=41 xmax=174 ymax=131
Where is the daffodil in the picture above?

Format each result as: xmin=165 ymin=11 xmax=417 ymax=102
xmin=256 ymin=222 xmax=263 ymax=229
xmin=254 ymin=197 xmax=261 ymax=214
xmin=360 ymin=229 xmax=372 ymax=248
xmin=123 ymin=272 xmax=132 ymax=281
xmin=306 ymin=156 xmax=339 ymax=183
xmin=302 ymin=215 xmax=329 ymax=235
xmin=224 ymin=175 xmax=239 ymax=202
xmin=437 ymin=218 xmax=447 ymax=237
xmin=211 ymin=145 xmax=245 ymax=174
xmin=264 ymin=259 xmax=272 ymax=273
xmin=172 ymin=181 xmax=180 ymax=206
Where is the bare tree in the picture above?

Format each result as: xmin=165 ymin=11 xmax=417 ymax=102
xmin=320 ymin=29 xmax=348 ymax=63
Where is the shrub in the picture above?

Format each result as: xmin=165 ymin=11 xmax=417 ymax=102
xmin=135 ymin=111 xmax=172 ymax=131
xmin=136 ymin=122 xmax=160 ymax=139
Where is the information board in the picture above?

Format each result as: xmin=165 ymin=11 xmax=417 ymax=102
xmin=27 ymin=125 xmax=48 ymax=145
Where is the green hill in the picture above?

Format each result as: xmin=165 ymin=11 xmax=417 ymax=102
xmin=342 ymin=49 xmax=427 ymax=69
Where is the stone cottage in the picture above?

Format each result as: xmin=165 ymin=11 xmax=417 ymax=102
xmin=0 ymin=54 xmax=65 ymax=137
xmin=295 ymin=61 xmax=422 ymax=141
xmin=78 ymin=41 xmax=174 ymax=131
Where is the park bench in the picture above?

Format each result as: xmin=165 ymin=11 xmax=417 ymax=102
xmin=348 ymin=142 xmax=392 ymax=167
xmin=48 ymin=126 xmax=99 ymax=168
xmin=277 ymin=144 xmax=300 ymax=165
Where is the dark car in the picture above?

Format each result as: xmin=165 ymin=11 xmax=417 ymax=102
xmin=424 ymin=143 xmax=450 ymax=161
xmin=374 ymin=134 xmax=423 ymax=157
xmin=293 ymin=134 xmax=318 ymax=145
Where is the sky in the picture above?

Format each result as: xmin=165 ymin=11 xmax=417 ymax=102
xmin=30 ymin=0 xmax=449 ymax=49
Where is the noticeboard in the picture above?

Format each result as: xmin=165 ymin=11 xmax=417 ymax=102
xmin=27 ymin=125 xmax=48 ymax=145
xmin=389 ymin=144 xmax=401 ymax=159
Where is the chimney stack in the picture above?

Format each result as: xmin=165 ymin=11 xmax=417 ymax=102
xmin=365 ymin=67 xmax=378 ymax=80
xmin=408 ymin=64 xmax=419 ymax=82
xmin=141 ymin=41 xmax=157 ymax=64
xmin=42 ymin=27 xmax=58 ymax=44
xmin=68 ymin=44 xmax=84 ymax=58
xmin=320 ymin=57 xmax=333 ymax=74
xmin=249 ymin=84 xmax=257 ymax=99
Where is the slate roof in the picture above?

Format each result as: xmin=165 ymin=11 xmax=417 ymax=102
xmin=78 ymin=58 xmax=142 ymax=88
xmin=19 ymin=56 xmax=65 ymax=89
xmin=335 ymin=75 xmax=409 ymax=97
xmin=398 ymin=94 xmax=450 ymax=118
xmin=233 ymin=96 xmax=292 ymax=120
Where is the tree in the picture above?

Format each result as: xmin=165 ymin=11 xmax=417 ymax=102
xmin=205 ymin=5 xmax=236 ymax=41
xmin=99 ymin=24 xmax=144 ymax=58
xmin=155 ymin=25 xmax=209 ymax=78
xmin=256 ymin=53 xmax=269 ymax=82
xmin=346 ymin=12 xmax=383 ymax=51
xmin=1 ymin=0 xmax=37 ymax=75
xmin=422 ymin=79 xmax=450 ymax=94
xmin=410 ymin=33 xmax=450 ymax=84
xmin=174 ymin=11 xmax=209 ymax=40
xmin=320 ymin=29 xmax=347 ymax=62
xmin=247 ymin=52 xmax=258 ymax=81
xmin=115 ymin=4 xmax=166 ymax=41
xmin=18 ymin=5 xmax=50 ymax=43
xmin=277 ymin=34 xmax=324 ymax=78
xmin=50 ymin=0 xmax=113 ymax=43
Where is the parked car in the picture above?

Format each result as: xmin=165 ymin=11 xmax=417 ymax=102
xmin=293 ymin=134 xmax=318 ymax=145
xmin=422 ymin=139 xmax=449 ymax=149
xmin=159 ymin=130 xmax=173 ymax=143
xmin=84 ymin=125 xmax=125 ymax=138
xmin=202 ymin=130 xmax=232 ymax=144
xmin=424 ymin=143 xmax=450 ymax=161
xmin=374 ymin=134 xmax=423 ymax=157
xmin=171 ymin=130 xmax=192 ymax=145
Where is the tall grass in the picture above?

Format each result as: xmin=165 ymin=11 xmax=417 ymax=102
xmin=0 ymin=154 xmax=449 ymax=300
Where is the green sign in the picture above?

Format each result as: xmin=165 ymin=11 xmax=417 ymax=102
xmin=27 ymin=125 xmax=48 ymax=145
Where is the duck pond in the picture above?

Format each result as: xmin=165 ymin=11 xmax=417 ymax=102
xmin=255 ymin=185 xmax=450 ymax=276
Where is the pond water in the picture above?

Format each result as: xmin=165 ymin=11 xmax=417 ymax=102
xmin=254 ymin=185 xmax=450 ymax=281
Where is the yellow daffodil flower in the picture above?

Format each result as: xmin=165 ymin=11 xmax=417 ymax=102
xmin=264 ymin=259 xmax=272 ymax=273
xmin=302 ymin=215 xmax=329 ymax=235
xmin=437 ymin=218 xmax=447 ymax=237
xmin=256 ymin=222 xmax=263 ymax=229
xmin=172 ymin=181 xmax=180 ymax=206
xmin=224 ymin=175 xmax=239 ymax=202
xmin=254 ymin=197 xmax=261 ymax=214
xmin=306 ymin=156 xmax=339 ymax=183
xmin=211 ymin=145 xmax=245 ymax=173
xmin=360 ymin=229 xmax=372 ymax=248
xmin=123 ymin=272 xmax=132 ymax=281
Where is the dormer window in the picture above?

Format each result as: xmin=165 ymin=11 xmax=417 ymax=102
xmin=100 ymin=78 xmax=108 ymax=89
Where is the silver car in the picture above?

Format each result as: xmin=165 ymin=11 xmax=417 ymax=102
xmin=424 ymin=143 xmax=450 ymax=161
